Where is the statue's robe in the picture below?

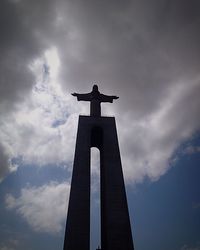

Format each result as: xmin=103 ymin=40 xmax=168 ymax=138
xmin=75 ymin=90 xmax=116 ymax=116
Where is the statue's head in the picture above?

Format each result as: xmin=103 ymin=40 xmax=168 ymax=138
xmin=93 ymin=84 xmax=98 ymax=91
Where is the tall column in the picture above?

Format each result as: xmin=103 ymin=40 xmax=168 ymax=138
xmin=63 ymin=116 xmax=134 ymax=250
xmin=100 ymin=117 xmax=134 ymax=250
xmin=63 ymin=117 xmax=91 ymax=250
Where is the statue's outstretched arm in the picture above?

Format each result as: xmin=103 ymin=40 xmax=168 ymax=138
xmin=111 ymin=95 xmax=119 ymax=99
xmin=100 ymin=93 xmax=119 ymax=103
xmin=71 ymin=92 xmax=91 ymax=101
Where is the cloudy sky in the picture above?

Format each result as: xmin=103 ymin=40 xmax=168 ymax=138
xmin=0 ymin=0 xmax=200 ymax=249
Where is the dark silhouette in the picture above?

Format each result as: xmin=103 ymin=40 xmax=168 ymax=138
xmin=72 ymin=84 xmax=119 ymax=116
xmin=64 ymin=85 xmax=134 ymax=250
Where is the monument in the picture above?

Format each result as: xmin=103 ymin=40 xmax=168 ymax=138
xmin=63 ymin=85 xmax=134 ymax=250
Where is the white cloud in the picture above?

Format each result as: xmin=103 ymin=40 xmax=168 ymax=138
xmin=0 ymin=48 xmax=85 ymax=178
xmin=5 ymin=181 xmax=70 ymax=234
xmin=119 ymin=78 xmax=200 ymax=183
xmin=181 ymin=244 xmax=200 ymax=250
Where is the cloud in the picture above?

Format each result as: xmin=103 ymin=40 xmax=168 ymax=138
xmin=0 ymin=143 xmax=17 ymax=183
xmin=0 ymin=0 xmax=56 ymax=111
xmin=0 ymin=0 xmax=200 ymax=184
xmin=0 ymin=48 xmax=84 ymax=179
xmin=5 ymin=181 xmax=70 ymax=233
xmin=118 ymin=78 xmax=200 ymax=182
xmin=181 ymin=244 xmax=200 ymax=250
xmin=57 ymin=0 xmax=200 ymax=94
xmin=56 ymin=0 xmax=200 ymax=183
xmin=183 ymin=145 xmax=200 ymax=155
xmin=192 ymin=202 xmax=200 ymax=210
xmin=0 ymin=143 xmax=11 ymax=182
xmin=0 ymin=0 xmax=61 ymax=179
xmin=0 ymin=239 xmax=19 ymax=250
xmin=0 ymin=246 xmax=15 ymax=250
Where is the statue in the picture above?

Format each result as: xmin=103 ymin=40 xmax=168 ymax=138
xmin=72 ymin=84 xmax=119 ymax=117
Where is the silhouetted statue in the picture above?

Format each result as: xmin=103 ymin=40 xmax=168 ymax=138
xmin=64 ymin=84 xmax=134 ymax=250
xmin=72 ymin=84 xmax=119 ymax=116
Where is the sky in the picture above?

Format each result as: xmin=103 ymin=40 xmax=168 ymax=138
xmin=0 ymin=0 xmax=200 ymax=249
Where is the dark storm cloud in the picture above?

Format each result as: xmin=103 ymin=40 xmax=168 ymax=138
xmin=0 ymin=0 xmax=200 ymax=182
xmin=0 ymin=143 xmax=10 ymax=182
xmin=0 ymin=0 xmax=58 ymax=110
xmin=56 ymin=0 xmax=200 ymax=120
xmin=61 ymin=1 xmax=199 ymax=92
xmin=1 ymin=0 xmax=199 ymax=113
xmin=1 ymin=0 xmax=200 ymax=110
